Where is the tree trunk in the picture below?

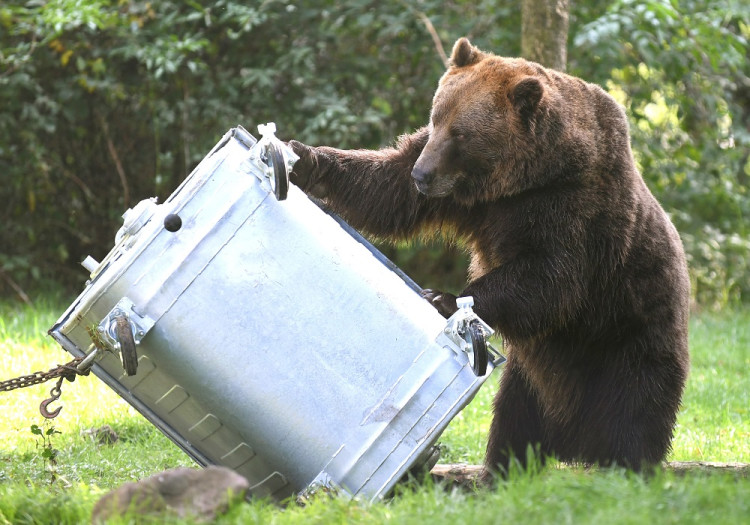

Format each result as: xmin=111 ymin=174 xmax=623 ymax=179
xmin=521 ymin=0 xmax=570 ymax=71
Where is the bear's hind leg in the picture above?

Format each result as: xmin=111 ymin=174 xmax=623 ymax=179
xmin=566 ymin=357 xmax=685 ymax=472
xmin=484 ymin=354 xmax=551 ymax=479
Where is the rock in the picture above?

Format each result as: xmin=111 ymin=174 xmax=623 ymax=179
xmin=81 ymin=425 xmax=119 ymax=445
xmin=92 ymin=466 xmax=249 ymax=523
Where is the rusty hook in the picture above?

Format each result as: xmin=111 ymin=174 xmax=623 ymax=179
xmin=40 ymin=397 xmax=61 ymax=419
xmin=40 ymin=382 xmax=63 ymax=419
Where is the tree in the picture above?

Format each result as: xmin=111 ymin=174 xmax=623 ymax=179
xmin=0 ymin=1 xmax=518 ymax=297
xmin=521 ymin=0 xmax=570 ymax=70
xmin=0 ymin=1 xmax=746 ymax=306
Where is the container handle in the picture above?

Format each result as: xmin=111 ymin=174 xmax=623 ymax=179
xmin=114 ymin=314 xmax=138 ymax=376
xmin=467 ymin=320 xmax=488 ymax=376
xmin=266 ymin=141 xmax=290 ymax=201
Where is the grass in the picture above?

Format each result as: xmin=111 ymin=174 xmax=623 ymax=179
xmin=0 ymin=298 xmax=748 ymax=523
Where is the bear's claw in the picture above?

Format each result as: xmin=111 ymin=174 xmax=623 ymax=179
xmin=421 ymin=289 xmax=459 ymax=318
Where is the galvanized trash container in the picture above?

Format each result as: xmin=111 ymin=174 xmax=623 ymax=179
xmin=49 ymin=124 xmax=504 ymax=502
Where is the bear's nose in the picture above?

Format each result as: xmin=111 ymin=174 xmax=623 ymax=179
xmin=411 ymin=166 xmax=432 ymax=185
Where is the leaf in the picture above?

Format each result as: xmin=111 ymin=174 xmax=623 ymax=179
xmin=30 ymin=425 xmax=42 ymax=436
xmin=60 ymin=49 xmax=73 ymax=66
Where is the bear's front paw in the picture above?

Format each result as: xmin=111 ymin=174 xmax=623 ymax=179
xmin=288 ymin=140 xmax=329 ymax=198
xmin=288 ymin=140 xmax=314 ymax=187
xmin=421 ymin=289 xmax=458 ymax=318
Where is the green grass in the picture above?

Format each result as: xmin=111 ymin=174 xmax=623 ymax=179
xmin=671 ymin=312 xmax=750 ymax=462
xmin=1 ymin=299 xmax=748 ymax=524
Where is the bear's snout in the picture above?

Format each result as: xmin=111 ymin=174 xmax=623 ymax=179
xmin=411 ymin=165 xmax=433 ymax=192
xmin=412 ymin=162 xmax=456 ymax=197
xmin=412 ymin=130 xmax=456 ymax=196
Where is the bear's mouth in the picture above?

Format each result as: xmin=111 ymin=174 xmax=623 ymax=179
xmin=414 ymin=179 xmax=454 ymax=197
xmin=413 ymin=172 xmax=461 ymax=198
xmin=413 ymin=178 xmax=431 ymax=195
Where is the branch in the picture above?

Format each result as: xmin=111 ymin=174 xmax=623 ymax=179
xmin=399 ymin=1 xmax=448 ymax=67
xmin=63 ymin=169 xmax=96 ymax=202
xmin=431 ymin=462 xmax=750 ymax=483
xmin=0 ymin=267 xmax=33 ymax=307
xmin=182 ymin=79 xmax=190 ymax=177
xmin=0 ymin=35 xmax=38 ymax=79
xmin=417 ymin=11 xmax=448 ymax=67
xmin=96 ymin=112 xmax=130 ymax=208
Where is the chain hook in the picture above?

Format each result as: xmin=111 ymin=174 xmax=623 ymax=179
xmin=39 ymin=378 xmax=64 ymax=419
xmin=1 ymin=348 xmax=98 ymax=419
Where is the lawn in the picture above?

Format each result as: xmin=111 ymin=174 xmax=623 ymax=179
xmin=0 ymin=298 xmax=748 ymax=523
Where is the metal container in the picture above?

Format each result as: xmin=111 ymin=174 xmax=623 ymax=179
xmin=49 ymin=124 xmax=503 ymax=502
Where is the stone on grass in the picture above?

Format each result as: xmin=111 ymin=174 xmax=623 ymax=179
xmin=92 ymin=466 xmax=249 ymax=523
xmin=81 ymin=425 xmax=119 ymax=445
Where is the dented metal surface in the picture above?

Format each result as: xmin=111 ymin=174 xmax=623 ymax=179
xmin=48 ymin=125 xmax=502 ymax=502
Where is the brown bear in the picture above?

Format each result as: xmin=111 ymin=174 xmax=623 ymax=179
xmin=289 ymin=38 xmax=690 ymax=477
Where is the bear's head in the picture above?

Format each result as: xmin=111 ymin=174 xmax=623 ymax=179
xmin=412 ymin=38 xmax=601 ymax=204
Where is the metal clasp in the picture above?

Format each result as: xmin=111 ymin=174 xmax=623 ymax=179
xmin=241 ymin=122 xmax=299 ymax=200
xmin=442 ymin=297 xmax=491 ymax=347
xmin=97 ymin=298 xmax=154 ymax=376
xmin=255 ymin=122 xmax=298 ymax=174
xmin=439 ymin=296 xmax=505 ymax=375
xmin=98 ymin=297 xmax=154 ymax=348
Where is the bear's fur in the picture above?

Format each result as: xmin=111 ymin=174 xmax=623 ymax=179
xmin=289 ymin=38 xmax=690 ymax=476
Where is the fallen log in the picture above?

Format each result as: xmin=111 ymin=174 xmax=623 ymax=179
xmin=431 ymin=461 xmax=750 ymax=484
xmin=667 ymin=461 xmax=750 ymax=477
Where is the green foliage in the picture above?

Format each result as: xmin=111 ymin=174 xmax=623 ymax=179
xmin=0 ymin=0 xmax=516 ymax=299
xmin=572 ymin=0 xmax=750 ymax=307
xmin=29 ymin=422 xmax=62 ymax=483
xmin=1 ymin=1 xmax=747 ymax=306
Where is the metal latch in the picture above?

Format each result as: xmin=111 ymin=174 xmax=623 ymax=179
xmin=96 ymin=297 xmax=154 ymax=376
xmin=440 ymin=296 xmax=504 ymax=376
xmin=243 ymin=122 xmax=299 ymax=201
xmin=115 ymin=197 xmax=159 ymax=245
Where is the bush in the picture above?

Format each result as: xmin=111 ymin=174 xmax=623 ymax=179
xmin=1 ymin=0 xmax=747 ymax=307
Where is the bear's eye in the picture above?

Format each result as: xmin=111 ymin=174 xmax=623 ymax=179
xmin=452 ymin=130 xmax=467 ymax=142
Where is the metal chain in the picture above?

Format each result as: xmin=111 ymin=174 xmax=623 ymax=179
xmin=2 ymin=329 xmax=106 ymax=419
xmin=0 ymin=355 xmax=97 ymax=419
xmin=0 ymin=357 xmax=86 ymax=393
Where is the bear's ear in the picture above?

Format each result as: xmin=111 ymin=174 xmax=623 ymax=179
xmin=450 ymin=37 xmax=481 ymax=68
xmin=509 ymin=77 xmax=544 ymax=122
